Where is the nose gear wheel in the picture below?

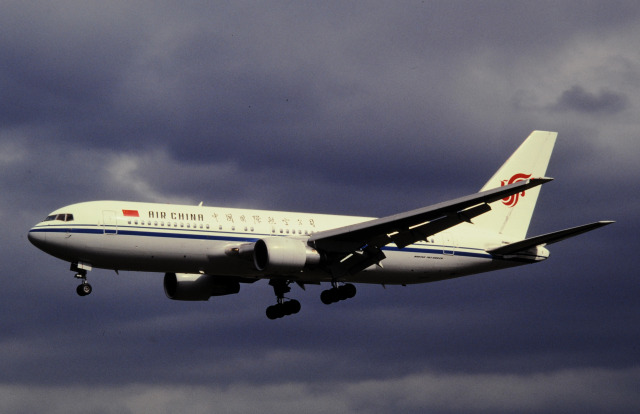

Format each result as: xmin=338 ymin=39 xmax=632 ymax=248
xmin=76 ymin=281 xmax=92 ymax=296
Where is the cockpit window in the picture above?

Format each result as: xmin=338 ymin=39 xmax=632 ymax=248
xmin=44 ymin=213 xmax=74 ymax=222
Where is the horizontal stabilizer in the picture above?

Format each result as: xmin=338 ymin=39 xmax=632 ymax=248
xmin=488 ymin=221 xmax=614 ymax=256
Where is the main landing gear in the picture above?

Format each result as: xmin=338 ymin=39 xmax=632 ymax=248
xmin=266 ymin=280 xmax=301 ymax=320
xmin=320 ymin=282 xmax=356 ymax=305
xmin=71 ymin=262 xmax=92 ymax=297
xmin=266 ymin=280 xmax=358 ymax=318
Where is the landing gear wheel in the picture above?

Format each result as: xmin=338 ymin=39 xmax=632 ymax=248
xmin=321 ymin=283 xmax=357 ymax=304
xmin=341 ymin=283 xmax=357 ymax=299
xmin=266 ymin=305 xmax=280 ymax=320
xmin=284 ymin=299 xmax=301 ymax=314
xmin=266 ymin=300 xmax=302 ymax=320
xmin=266 ymin=280 xmax=302 ymax=319
xmin=321 ymin=288 xmax=338 ymax=304
xmin=76 ymin=283 xmax=92 ymax=296
xmin=72 ymin=265 xmax=92 ymax=297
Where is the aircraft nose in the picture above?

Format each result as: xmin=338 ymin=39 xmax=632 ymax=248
xmin=28 ymin=228 xmax=46 ymax=248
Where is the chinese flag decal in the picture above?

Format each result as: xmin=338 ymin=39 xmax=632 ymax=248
xmin=500 ymin=173 xmax=532 ymax=207
xmin=122 ymin=210 xmax=140 ymax=217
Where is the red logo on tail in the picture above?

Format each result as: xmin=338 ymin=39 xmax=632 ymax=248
xmin=501 ymin=173 xmax=532 ymax=207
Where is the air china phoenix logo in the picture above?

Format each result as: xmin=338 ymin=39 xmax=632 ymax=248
xmin=500 ymin=173 xmax=532 ymax=207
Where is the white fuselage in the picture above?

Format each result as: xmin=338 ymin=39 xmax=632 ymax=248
xmin=28 ymin=200 xmax=546 ymax=285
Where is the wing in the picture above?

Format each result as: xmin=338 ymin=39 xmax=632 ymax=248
xmin=308 ymin=177 xmax=552 ymax=277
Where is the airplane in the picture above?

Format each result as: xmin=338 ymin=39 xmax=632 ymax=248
xmin=28 ymin=131 xmax=613 ymax=319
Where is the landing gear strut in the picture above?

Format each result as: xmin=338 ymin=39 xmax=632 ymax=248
xmin=320 ymin=282 xmax=356 ymax=305
xmin=71 ymin=262 xmax=92 ymax=297
xmin=266 ymin=280 xmax=301 ymax=320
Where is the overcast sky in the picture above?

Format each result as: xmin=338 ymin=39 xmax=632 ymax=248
xmin=2 ymin=1 xmax=639 ymax=413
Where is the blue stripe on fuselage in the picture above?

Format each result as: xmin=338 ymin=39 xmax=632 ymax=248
xmin=29 ymin=224 xmax=495 ymax=260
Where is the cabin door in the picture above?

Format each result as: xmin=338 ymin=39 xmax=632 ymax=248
xmin=103 ymin=210 xmax=118 ymax=235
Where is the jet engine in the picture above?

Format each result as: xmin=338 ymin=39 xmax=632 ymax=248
xmin=163 ymin=273 xmax=240 ymax=301
xmin=253 ymin=237 xmax=321 ymax=273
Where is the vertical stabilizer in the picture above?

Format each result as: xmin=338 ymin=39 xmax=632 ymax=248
xmin=473 ymin=131 xmax=557 ymax=240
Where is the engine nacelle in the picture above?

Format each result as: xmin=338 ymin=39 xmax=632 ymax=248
xmin=253 ymin=237 xmax=321 ymax=273
xmin=163 ymin=273 xmax=240 ymax=301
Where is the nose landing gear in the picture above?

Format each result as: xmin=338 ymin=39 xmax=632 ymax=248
xmin=75 ymin=278 xmax=92 ymax=296
xmin=71 ymin=262 xmax=93 ymax=297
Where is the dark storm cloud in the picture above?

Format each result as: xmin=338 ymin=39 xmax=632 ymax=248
xmin=8 ymin=1 xmax=638 ymax=181
xmin=555 ymin=85 xmax=630 ymax=115
xmin=2 ymin=1 xmax=640 ymax=413
xmin=3 ymin=0 xmax=636 ymax=201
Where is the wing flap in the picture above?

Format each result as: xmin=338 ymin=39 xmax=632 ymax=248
xmin=390 ymin=203 xmax=492 ymax=249
xmin=329 ymin=245 xmax=388 ymax=278
xmin=488 ymin=221 xmax=614 ymax=256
